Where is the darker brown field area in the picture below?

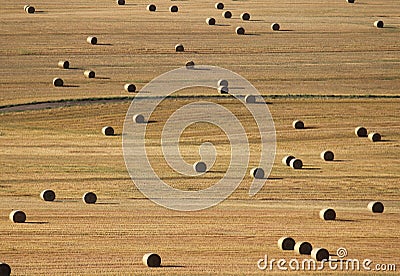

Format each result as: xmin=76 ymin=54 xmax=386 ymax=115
xmin=0 ymin=0 xmax=399 ymax=275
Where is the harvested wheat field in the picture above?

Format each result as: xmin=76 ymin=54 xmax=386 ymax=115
xmin=0 ymin=0 xmax=399 ymax=275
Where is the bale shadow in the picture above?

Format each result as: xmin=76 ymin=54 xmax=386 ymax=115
xmin=245 ymin=33 xmax=261 ymax=36
xmin=25 ymin=221 xmax=49 ymax=224
xmin=332 ymin=159 xmax=352 ymax=162
xmin=250 ymin=19 xmax=265 ymax=22
xmin=34 ymin=11 xmax=47 ymax=13
xmin=63 ymin=85 xmax=80 ymax=88
xmin=379 ymin=139 xmax=395 ymax=142
xmin=146 ymin=120 xmax=157 ymax=124
xmin=215 ymin=24 xmax=231 ymax=27
xmin=96 ymin=77 xmax=111 ymax=80
xmin=229 ymin=87 xmax=245 ymax=90
xmin=160 ymin=265 xmax=185 ymax=268
xmin=279 ymin=29 xmax=294 ymax=32
xmin=69 ymin=67 xmax=85 ymax=70
xmin=95 ymin=202 xmax=120 ymax=205
xmin=54 ymin=199 xmax=79 ymax=203
xmin=301 ymin=167 xmax=321 ymax=170
xmin=97 ymin=43 xmax=113 ymax=46
xmin=268 ymin=177 xmax=284 ymax=180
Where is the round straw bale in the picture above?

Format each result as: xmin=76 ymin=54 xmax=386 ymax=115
xmin=278 ymin=237 xmax=295 ymax=250
xmin=218 ymin=79 xmax=228 ymax=87
xmin=271 ymin=23 xmax=280 ymax=31
xmin=245 ymin=95 xmax=256 ymax=104
xmin=250 ymin=167 xmax=264 ymax=179
xmin=282 ymin=155 xmax=295 ymax=166
xmin=194 ymin=161 xmax=207 ymax=173
xmin=215 ymin=2 xmax=224 ymax=10
xmin=58 ymin=60 xmax=69 ymax=69
xmin=311 ymin=248 xmax=329 ymax=261
xmin=321 ymin=150 xmax=334 ymax=161
xmin=40 ymin=189 xmax=56 ymax=202
xmin=124 ymin=83 xmax=136 ymax=93
xmin=368 ymin=132 xmax=381 ymax=142
xmin=143 ymin=253 xmax=161 ymax=267
xmin=102 ymin=126 xmax=114 ymax=136
xmin=374 ymin=20 xmax=384 ymax=28
xmin=320 ymin=208 xmax=336 ymax=220
xmin=346 ymin=0 xmax=355 ymax=3
xmin=368 ymin=201 xmax=384 ymax=213
xmin=175 ymin=44 xmax=184 ymax=52
xmin=83 ymin=192 xmax=97 ymax=204
xmin=236 ymin=26 xmax=245 ymax=35
xmin=206 ymin=17 xmax=216 ymax=25
xmin=185 ymin=60 xmax=195 ymax=68
xmin=84 ymin=70 xmax=95 ymax=78
xmin=355 ymin=126 xmax=367 ymax=137
xmin=294 ymin=241 xmax=312 ymax=255
xmin=0 ymin=263 xmax=11 ymax=276
xmin=147 ymin=4 xmax=156 ymax=12
xmin=223 ymin=11 xmax=232 ymax=19
xmin=117 ymin=0 xmax=125 ymax=5
xmin=241 ymin=13 xmax=250 ymax=21
xmin=169 ymin=5 xmax=178 ymax=12
xmin=218 ymin=86 xmax=229 ymax=94
xmin=292 ymin=120 xmax=304 ymax=129
xmin=53 ymin=78 xmax=64 ymax=87
xmin=86 ymin=36 xmax=97 ymax=45
xmin=9 ymin=210 xmax=26 ymax=223
xmin=289 ymin=158 xmax=302 ymax=169
xmin=25 ymin=5 xmax=35 ymax=14
xmin=133 ymin=114 xmax=145 ymax=124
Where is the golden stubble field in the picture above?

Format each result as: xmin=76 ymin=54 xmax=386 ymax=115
xmin=0 ymin=0 xmax=399 ymax=275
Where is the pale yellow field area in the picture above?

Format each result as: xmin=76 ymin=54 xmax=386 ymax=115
xmin=0 ymin=0 xmax=399 ymax=275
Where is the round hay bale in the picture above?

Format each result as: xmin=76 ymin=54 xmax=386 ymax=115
xmin=374 ymin=20 xmax=384 ymax=28
xmin=271 ymin=23 xmax=280 ymax=31
xmin=368 ymin=201 xmax=384 ymax=213
xmin=169 ymin=5 xmax=178 ymax=13
xmin=289 ymin=158 xmax=302 ymax=169
xmin=355 ymin=126 xmax=367 ymax=137
xmin=84 ymin=70 xmax=95 ymax=78
xmin=0 ymin=263 xmax=11 ymax=276
xmin=245 ymin=95 xmax=256 ymax=104
xmin=320 ymin=208 xmax=336 ymax=220
xmin=321 ymin=150 xmax=334 ymax=161
xmin=294 ymin=241 xmax=312 ymax=255
xmin=223 ymin=11 xmax=232 ymax=19
xmin=102 ymin=126 xmax=114 ymax=136
xmin=185 ymin=60 xmax=195 ymax=68
xmin=175 ymin=44 xmax=184 ymax=52
xmin=9 ymin=210 xmax=26 ymax=223
xmin=218 ymin=79 xmax=228 ymax=87
xmin=40 ymin=189 xmax=56 ymax=202
xmin=368 ymin=132 xmax=381 ymax=142
xmin=292 ymin=120 xmax=304 ymax=129
xmin=194 ymin=161 xmax=207 ymax=173
xmin=133 ymin=114 xmax=145 ymax=124
xmin=278 ymin=237 xmax=295 ymax=250
xmin=25 ymin=5 xmax=35 ymax=14
xmin=53 ymin=77 xmax=64 ymax=87
xmin=311 ymin=248 xmax=329 ymax=261
xmin=282 ymin=155 xmax=295 ymax=166
xmin=236 ymin=26 xmax=245 ymax=35
xmin=143 ymin=253 xmax=161 ymax=267
xmin=86 ymin=36 xmax=97 ymax=45
xmin=250 ymin=167 xmax=264 ymax=179
xmin=117 ymin=0 xmax=125 ymax=5
xmin=124 ymin=83 xmax=136 ymax=93
xmin=58 ymin=60 xmax=69 ymax=69
xmin=347 ymin=0 xmax=355 ymax=3
xmin=215 ymin=2 xmax=224 ymax=10
xmin=83 ymin=192 xmax=97 ymax=204
xmin=218 ymin=86 xmax=229 ymax=94
xmin=147 ymin=4 xmax=156 ymax=12
xmin=241 ymin=13 xmax=250 ymax=21
xmin=206 ymin=17 xmax=216 ymax=25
